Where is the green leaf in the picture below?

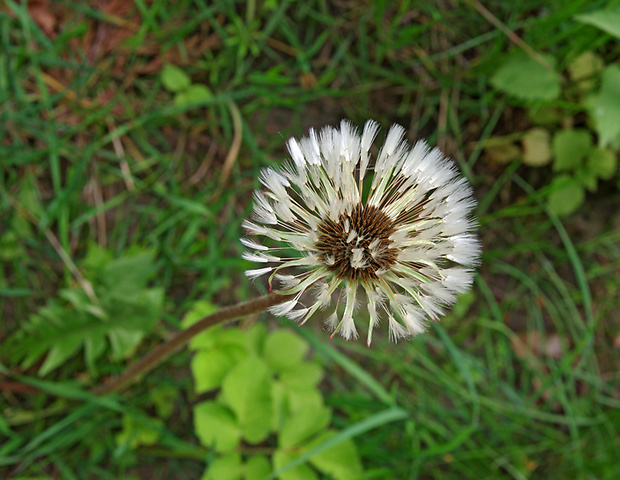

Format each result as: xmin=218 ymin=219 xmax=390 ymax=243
xmin=552 ymin=129 xmax=593 ymax=171
xmin=5 ymin=249 xmax=163 ymax=376
xmin=193 ymin=402 xmax=241 ymax=452
xmin=279 ymin=406 xmax=331 ymax=448
xmin=587 ymin=148 xmax=617 ymax=180
xmin=264 ymin=329 xmax=309 ymax=372
xmin=38 ymin=335 xmax=83 ymax=377
xmin=567 ymin=51 xmax=604 ymax=92
xmin=490 ymin=53 xmax=560 ymax=102
xmin=202 ymin=453 xmax=243 ymax=480
xmin=245 ymin=456 xmax=271 ymax=480
xmin=522 ymin=128 xmax=552 ymax=167
xmin=286 ymin=386 xmax=325 ymax=414
xmin=591 ymin=65 xmax=620 ymax=148
xmin=273 ymin=450 xmax=319 ymax=480
xmin=174 ymin=84 xmax=212 ymax=106
xmin=161 ymin=63 xmax=191 ymax=92
xmin=575 ymin=6 xmax=620 ymax=39
xmin=221 ymin=356 xmax=273 ymax=444
xmin=548 ymin=176 xmax=585 ymax=216
xmin=191 ymin=347 xmax=247 ymax=393
xmin=306 ymin=431 xmax=363 ymax=480
xmin=280 ymin=363 xmax=323 ymax=389
xmin=181 ymin=301 xmax=220 ymax=350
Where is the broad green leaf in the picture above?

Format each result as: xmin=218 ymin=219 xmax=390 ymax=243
xmin=279 ymin=406 xmax=331 ymax=448
xmin=591 ymin=65 xmax=620 ymax=148
xmin=245 ymin=322 xmax=267 ymax=355
xmin=201 ymin=453 xmax=243 ymax=480
xmin=193 ymin=402 xmax=241 ymax=452
xmin=191 ymin=347 xmax=246 ymax=393
xmin=174 ymin=84 xmax=212 ymax=106
xmin=548 ymin=176 xmax=585 ymax=216
xmin=161 ymin=64 xmax=191 ymax=92
xmin=181 ymin=301 xmax=220 ymax=350
xmin=490 ymin=53 xmax=560 ymax=102
xmin=264 ymin=329 xmax=309 ymax=372
xmin=280 ymin=363 xmax=323 ymax=389
xmin=587 ymin=148 xmax=617 ymax=180
xmin=273 ymin=450 xmax=319 ymax=480
xmin=245 ymin=456 xmax=271 ymax=480
xmin=552 ymin=129 xmax=592 ymax=171
xmin=286 ymin=386 xmax=324 ymax=414
xmin=306 ymin=431 xmax=363 ymax=480
xmin=221 ymin=357 xmax=273 ymax=444
xmin=575 ymin=6 xmax=620 ymax=39
xmin=522 ymin=128 xmax=552 ymax=167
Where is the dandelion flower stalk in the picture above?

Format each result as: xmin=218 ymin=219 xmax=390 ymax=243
xmin=242 ymin=120 xmax=481 ymax=345
xmin=93 ymin=119 xmax=480 ymax=396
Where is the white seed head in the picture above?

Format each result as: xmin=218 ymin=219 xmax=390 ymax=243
xmin=242 ymin=120 xmax=481 ymax=344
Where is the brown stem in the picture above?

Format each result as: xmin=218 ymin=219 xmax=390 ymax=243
xmin=92 ymin=293 xmax=292 ymax=395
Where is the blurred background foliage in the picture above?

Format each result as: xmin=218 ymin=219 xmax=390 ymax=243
xmin=1 ymin=0 xmax=620 ymax=479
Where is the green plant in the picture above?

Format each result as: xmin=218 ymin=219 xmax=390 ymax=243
xmin=183 ymin=304 xmax=364 ymax=480
xmin=4 ymin=245 xmax=163 ymax=377
xmin=487 ymin=5 xmax=620 ymax=215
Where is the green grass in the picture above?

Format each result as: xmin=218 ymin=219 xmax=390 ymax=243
xmin=1 ymin=0 xmax=620 ymax=478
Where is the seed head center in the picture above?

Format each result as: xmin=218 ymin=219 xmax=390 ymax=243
xmin=315 ymin=204 xmax=398 ymax=281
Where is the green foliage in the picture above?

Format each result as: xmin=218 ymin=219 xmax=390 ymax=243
xmin=490 ymin=53 xmax=561 ymax=102
xmin=488 ymin=38 xmax=620 ymax=215
xmin=160 ymin=64 xmax=212 ymax=106
xmin=592 ymin=65 xmax=620 ymax=148
xmin=185 ymin=316 xmax=363 ymax=480
xmin=4 ymin=246 xmax=163 ymax=377
xmin=576 ymin=5 xmax=620 ymax=39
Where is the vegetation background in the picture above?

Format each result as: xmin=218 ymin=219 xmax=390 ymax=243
xmin=1 ymin=0 xmax=619 ymax=479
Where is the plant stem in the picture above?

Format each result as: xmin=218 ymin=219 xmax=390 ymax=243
xmin=92 ymin=293 xmax=292 ymax=395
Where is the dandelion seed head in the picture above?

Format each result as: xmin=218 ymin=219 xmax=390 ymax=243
xmin=242 ymin=120 xmax=481 ymax=344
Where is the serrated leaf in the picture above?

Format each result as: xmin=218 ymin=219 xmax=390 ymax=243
xmin=306 ymin=431 xmax=363 ymax=480
xmin=587 ymin=148 xmax=617 ymax=180
xmin=191 ymin=347 xmax=247 ymax=393
xmin=548 ymin=176 xmax=585 ymax=216
xmin=221 ymin=357 xmax=272 ymax=444
xmin=279 ymin=406 xmax=331 ymax=448
xmin=193 ymin=402 xmax=241 ymax=452
xmin=38 ymin=335 xmax=83 ymax=377
xmin=264 ymin=329 xmax=309 ymax=372
xmin=6 ymin=250 xmax=163 ymax=376
xmin=101 ymin=253 xmax=156 ymax=302
xmin=245 ymin=456 xmax=271 ymax=480
xmin=161 ymin=64 xmax=191 ymax=92
xmin=552 ymin=129 xmax=592 ymax=171
xmin=201 ymin=453 xmax=243 ymax=480
xmin=591 ymin=65 xmax=620 ymax=148
xmin=522 ymin=128 xmax=552 ymax=167
xmin=575 ymin=6 xmax=620 ymax=40
xmin=490 ymin=53 xmax=560 ymax=102
xmin=273 ymin=450 xmax=319 ymax=480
